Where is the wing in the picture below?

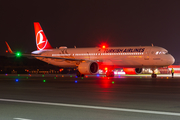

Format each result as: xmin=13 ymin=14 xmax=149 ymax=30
xmin=5 ymin=41 xmax=14 ymax=54
xmin=5 ymin=41 xmax=88 ymax=62
xmin=32 ymin=55 xmax=87 ymax=62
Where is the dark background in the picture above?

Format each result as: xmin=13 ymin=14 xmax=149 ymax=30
xmin=1 ymin=0 xmax=180 ymax=64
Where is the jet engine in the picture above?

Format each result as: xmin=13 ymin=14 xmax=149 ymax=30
xmin=123 ymin=68 xmax=143 ymax=74
xmin=78 ymin=62 xmax=99 ymax=75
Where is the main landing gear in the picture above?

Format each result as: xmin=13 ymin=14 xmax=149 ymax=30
xmin=106 ymin=71 xmax=114 ymax=77
xmin=76 ymin=71 xmax=84 ymax=77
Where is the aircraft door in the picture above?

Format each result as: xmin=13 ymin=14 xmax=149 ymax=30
xmin=144 ymin=48 xmax=151 ymax=60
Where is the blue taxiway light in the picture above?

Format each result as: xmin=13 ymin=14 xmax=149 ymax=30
xmin=15 ymin=79 xmax=19 ymax=82
xmin=75 ymin=80 xmax=77 ymax=83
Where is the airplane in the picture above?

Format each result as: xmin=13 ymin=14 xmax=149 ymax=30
xmin=5 ymin=22 xmax=175 ymax=78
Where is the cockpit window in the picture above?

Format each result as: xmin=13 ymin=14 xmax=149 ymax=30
xmin=155 ymin=51 xmax=168 ymax=55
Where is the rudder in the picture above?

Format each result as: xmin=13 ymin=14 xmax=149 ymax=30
xmin=34 ymin=22 xmax=53 ymax=50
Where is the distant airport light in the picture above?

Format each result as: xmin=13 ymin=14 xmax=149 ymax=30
xmin=75 ymin=80 xmax=77 ymax=83
xmin=43 ymin=80 xmax=46 ymax=82
xmin=102 ymin=45 xmax=106 ymax=49
xmin=112 ymin=81 xmax=114 ymax=84
xmin=15 ymin=79 xmax=19 ymax=82
xmin=6 ymin=50 xmax=8 ymax=53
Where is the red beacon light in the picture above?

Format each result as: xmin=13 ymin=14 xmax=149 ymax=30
xmin=100 ymin=43 xmax=108 ymax=49
xmin=105 ymin=67 xmax=108 ymax=71
xmin=102 ymin=45 xmax=106 ymax=49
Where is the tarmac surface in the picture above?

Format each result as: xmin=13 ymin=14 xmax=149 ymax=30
xmin=0 ymin=74 xmax=180 ymax=120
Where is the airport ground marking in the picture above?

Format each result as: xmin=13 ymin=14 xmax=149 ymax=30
xmin=13 ymin=118 xmax=32 ymax=120
xmin=1 ymin=98 xmax=180 ymax=117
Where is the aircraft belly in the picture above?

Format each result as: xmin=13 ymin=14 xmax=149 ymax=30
xmin=109 ymin=56 xmax=144 ymax=67
xmin=40 ymin=58 xmax=76 ymax=67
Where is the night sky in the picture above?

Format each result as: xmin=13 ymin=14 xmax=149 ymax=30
xmin=1 ymin=0 xmax=180 ymax=64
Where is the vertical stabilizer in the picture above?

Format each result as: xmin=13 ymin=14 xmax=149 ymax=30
xmin=34 ymin=22 xmax=53 ymax=50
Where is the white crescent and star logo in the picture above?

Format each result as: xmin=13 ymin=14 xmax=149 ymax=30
xmin=36 ymin=30 xmax=48 ymax=50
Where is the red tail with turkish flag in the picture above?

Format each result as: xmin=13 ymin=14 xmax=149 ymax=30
xmin=34 ymin=22 xmax=53 ymax=50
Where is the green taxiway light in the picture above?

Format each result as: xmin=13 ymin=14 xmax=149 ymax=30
xmin=112 ymin=81 xmax=115 ymax=84
xmin=43 ymin=80 xmax=46 ymax=82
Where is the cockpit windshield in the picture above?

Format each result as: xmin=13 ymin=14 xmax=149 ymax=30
xmin=155 ymin=51 xmax=168 ymax=55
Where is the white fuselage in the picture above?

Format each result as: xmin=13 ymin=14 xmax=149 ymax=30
xmin=31 ymin=46 xmax=175 ymax=69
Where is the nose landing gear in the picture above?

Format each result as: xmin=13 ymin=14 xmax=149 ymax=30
xmin=151 ymin=68 xmax=157 ymax=78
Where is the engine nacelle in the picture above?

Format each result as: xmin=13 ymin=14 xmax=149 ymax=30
xmin=135 ymin=68 xmax=143 ymax=74
xmin=123 ymin=68 xmax=143 ymax=74
xmin=78 ymin=62 xmax=99 ymax=75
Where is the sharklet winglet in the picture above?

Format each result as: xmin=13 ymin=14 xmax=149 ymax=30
xmin=5 ymin=41 xmax=14 ymax=54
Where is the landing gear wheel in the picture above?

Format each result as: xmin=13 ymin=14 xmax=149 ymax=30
xmin=106 ymin=71 xmax=114 ymax=77
xmin=76 ymin=71 xmax=85 ymax=77
xmin=151 ymin=73 xmax=157 ymax=78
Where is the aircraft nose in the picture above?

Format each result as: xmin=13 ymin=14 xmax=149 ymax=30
xmin=168 ymin=54 xmax=175 ymax=65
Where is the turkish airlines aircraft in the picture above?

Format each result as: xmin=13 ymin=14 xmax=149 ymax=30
xmin=6 ymin=22 xmax=175 ymax=78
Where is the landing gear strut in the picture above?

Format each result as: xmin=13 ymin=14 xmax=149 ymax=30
xmin=151 ymin=69 xmax=157 ymax=78
xmin=106 ymin=71 xmax=114 ymax=77
xmin=76 ymin=71 xmax=84 ymax=77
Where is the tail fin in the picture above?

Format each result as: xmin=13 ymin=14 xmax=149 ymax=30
xmin=34 ymin=22 xmax=53 ymax=50
xmin=5 ymin=41 xmax=14 ymax=54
